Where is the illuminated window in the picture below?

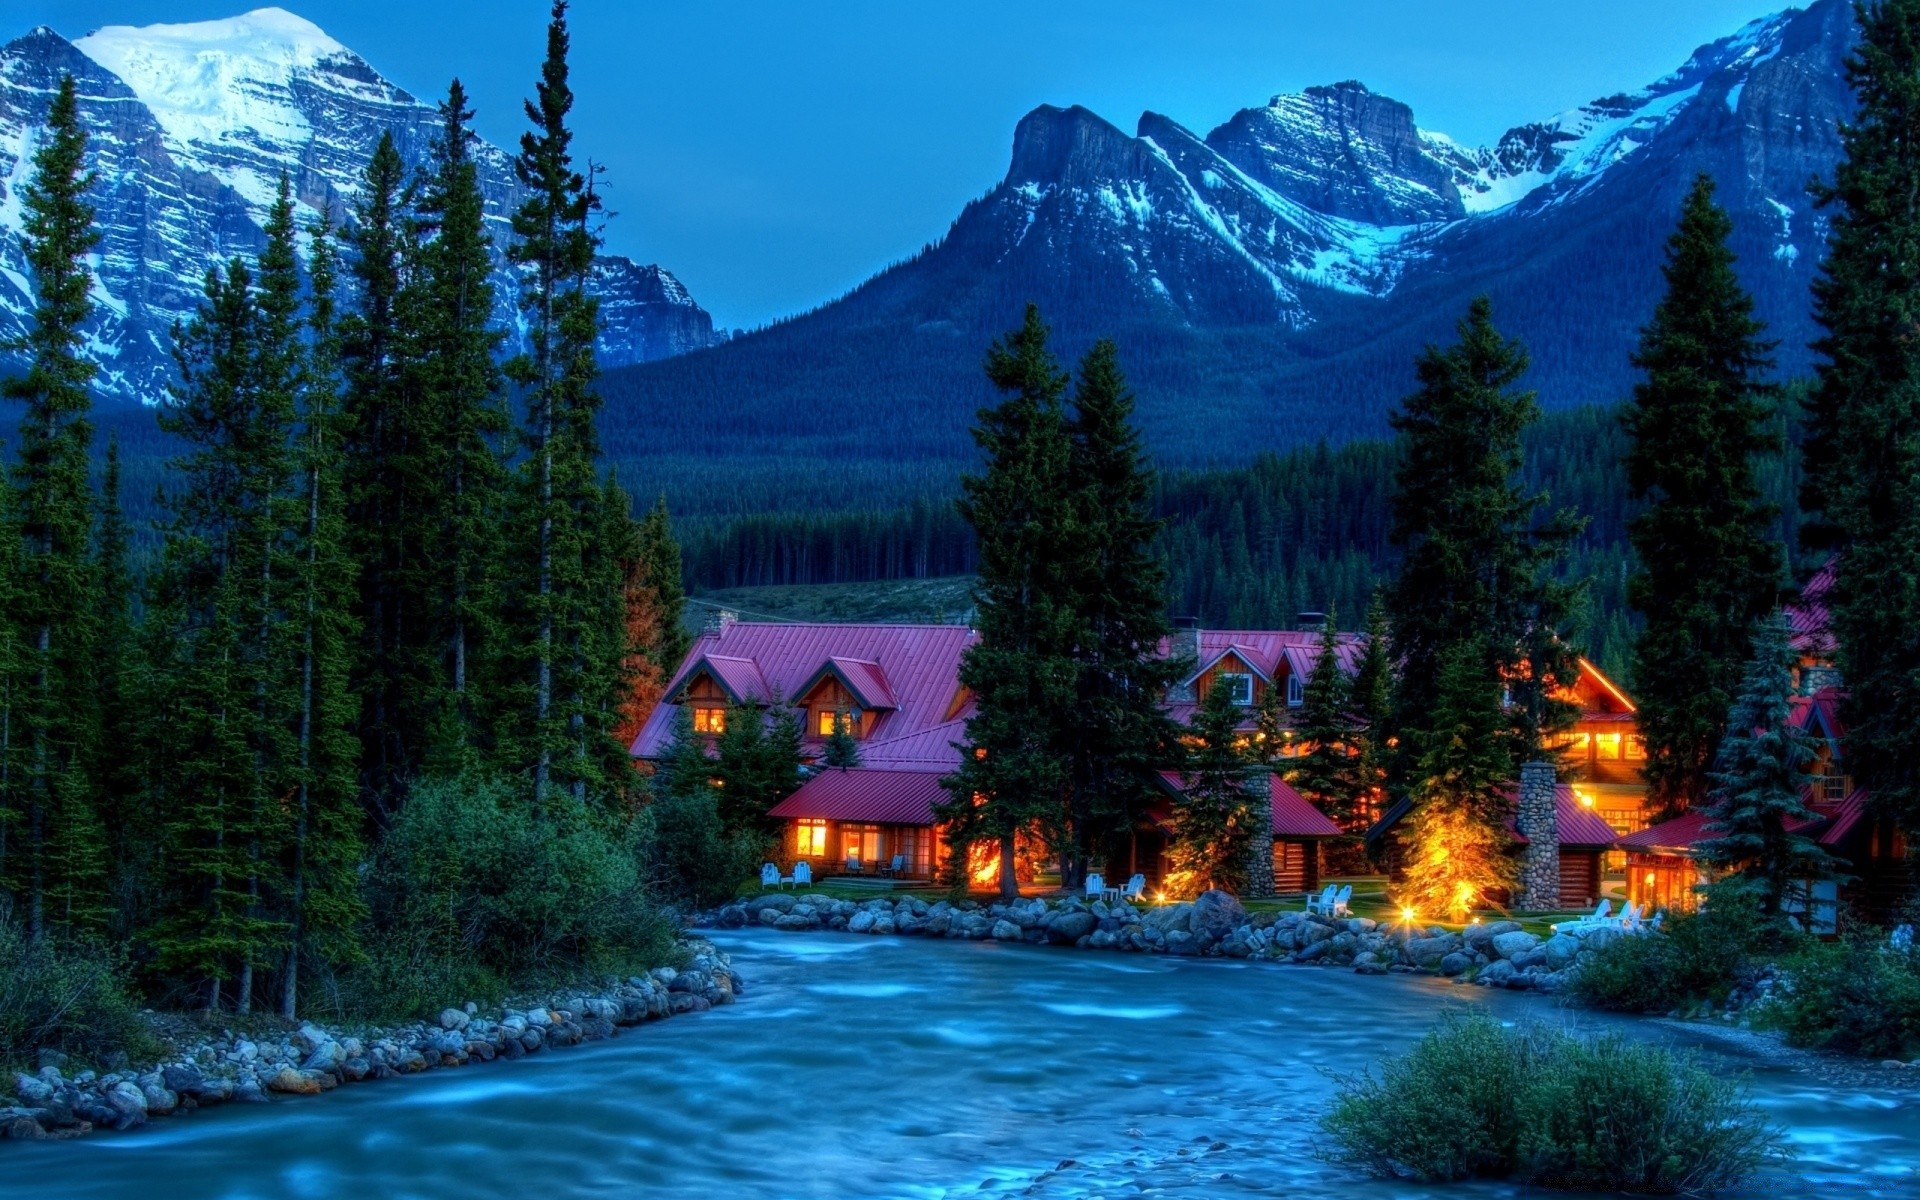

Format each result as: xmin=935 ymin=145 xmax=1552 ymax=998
xmin=1558 ymin=731 xmax=1591 ymax=759
xmin=1219 ymin=673 xmax=1255 ymax=706
xmin=693 ymin=706 xmax=726 ymax=734
xmin=1285 ymin=675 xmax=1303 ymax=708
xmin=816 ymin=709 xmax=859 ymax=737
xmin=1625 ymin=735 xmax=1647 ymax=761
xmin=1593 ymin=732 xmax=1623 ymax=760
xmin=795 ymin=819 xmax=827 ymax=857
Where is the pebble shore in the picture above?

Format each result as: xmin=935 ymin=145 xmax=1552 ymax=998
xmin=0 ymin=938 xmax=741 ymax=1142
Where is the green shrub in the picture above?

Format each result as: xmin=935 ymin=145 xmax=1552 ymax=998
xmin=1321 ymin=1011 xmax=1787 ymax=1194
xmin=345 ymin=773 xmax=680 ymax=1019
xmin=1759 ymin=936 xmax=1920 ymax=1061
xmin=645 ymin=782 xmax=766 ymax=909
xmin=0 ymin=904 xmax=159 ymax=1071
xmin=1570 ymin=896 xmax=1775 ymax=1014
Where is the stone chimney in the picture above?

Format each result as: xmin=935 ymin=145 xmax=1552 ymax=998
xmin=703 ymin=607 xmax=738 ymax=636
xmin=1295 ymin=610 xmax=1327 ymax=632
xmin=1244 ymin=780 xmax=1276 ymax=899
xmin=1167 ymin=617 xmax=1200 ymax=703
xmin=1516 ymin=761 xmax=1560 ymax=911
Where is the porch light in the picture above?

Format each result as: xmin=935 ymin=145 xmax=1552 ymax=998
xmin=1578 ymin=790 xmax=1595 ymax=808
xmin=1644 ymin=872 xmax=1656 ymax=887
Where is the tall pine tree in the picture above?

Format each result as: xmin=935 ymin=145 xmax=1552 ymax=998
xmin=1056 ymin=339 xmax=1181 ymax=887
xmin=1165 ymin=679 xmax=1259 ymax=898
xmin=3 ymin=74 xmax=106 ymax=937
xmin=1801 ymin=0 xmax=1920 ymax=834
xmin=281 ymin=209 xmax=367 ymax=1017
xmin=1400 ymin=640 xmax=1520 ymax=921
xmin=1387 ymin=297 xmax=1583 ymax=764
xmin=1289 ymin=610 xmax=1366 ymax=828
xmin=415 ymin=79 xmax=510 ymax=766
xmin=1696 ymin=616 xmax=1844 ymax=919
xmin=937 ymin=306 xmax=1084 ymax=899
xmin=1624 ymin=174 xmax=1784 ymax=820
xmin=502 ymin=0 xmax=629 ymax=811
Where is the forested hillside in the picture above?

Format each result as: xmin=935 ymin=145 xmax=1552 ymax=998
xmin=681 ymin=394 xmax=1811 ymax=681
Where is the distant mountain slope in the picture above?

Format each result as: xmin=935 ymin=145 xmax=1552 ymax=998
xmin=604 ymin=1 xmax=1849 ymax=517
xmin=0 ymin=7 xmax=719 ymax=407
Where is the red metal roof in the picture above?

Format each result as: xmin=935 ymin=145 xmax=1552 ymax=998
xmin=857 ymin=718 xmax=972 ymax=771
xmin=768 ymin=768 xmax=948 ymax=826
xmin=1617 ymin=788 xmax=1869 ymax=855
xmin=694 ymin=655 xmax=773 ymax=704
xmin=1155 ymin=771 xmax=1344 ymax=839
xmin=1172 ymin=629 xmax=1368 ymax=688
xmin=632 ymin=623 xmax=977 ymax=759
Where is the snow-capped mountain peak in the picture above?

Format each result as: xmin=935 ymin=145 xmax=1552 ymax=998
xmin=1 ymin=9 xmax=720 ymax=406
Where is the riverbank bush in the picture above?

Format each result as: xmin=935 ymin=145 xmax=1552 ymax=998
xmin=0 ymin=904 xmax=158 ymax=1070
xmin=1568 ymin=897 xmax=1775 ymax=1014
xmin=1320 ymin=1011 xmax=1786 ymax=1193
xmin=1758 ymin=934 xmax=1920 ymax=1060
xmin=346 ymin=773 xmax=680 ymax=1019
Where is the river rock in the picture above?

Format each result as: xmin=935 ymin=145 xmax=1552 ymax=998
xmin=991 ymin=919 xmax=1021 ymax=941
xmin=101 ymin=1081 xmax=148 ymax=1129
xmin=1464 ymin=920 xmax=1522 ymax=954
xmin=1048 ymin=911 xmax=1098 ymax=945
xmin=1438 ymin=951 xmax=1473 ymax=976
xmin=1164 ymin=930 xmax=1199 ymax=956
xmin=747 ymin=893 xmax=796 ymax=915
xmin=1478 ymin=959 xmax=1519 ymax=987
xmin=1490 ymin=930 xmax=1540 ymax=961
xmin=1543 ymin=933 xmax=1583 ymax=971
xmin=438 ymin=1008 xmax=470 ymax=1032
xmin=1404 ymin=935 xmax=1459 ymax=968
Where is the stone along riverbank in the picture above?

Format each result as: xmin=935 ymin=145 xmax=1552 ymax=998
xmin=713 ymin=890 xmax=1617 ymax=991
xmin=0 ymin=939 xmax=742 ymax=1143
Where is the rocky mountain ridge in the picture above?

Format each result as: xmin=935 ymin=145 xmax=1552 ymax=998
xmin=0 ymin=8 xmax=718 ymax=407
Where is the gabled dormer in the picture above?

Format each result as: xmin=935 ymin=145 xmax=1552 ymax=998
xmin=795 ymin=656 xmax=898 ymax=740
xmin=669 ymin=654 xmax=773 ymax=735
xmin=1185 ymin=645 xmax=1271 ymax=708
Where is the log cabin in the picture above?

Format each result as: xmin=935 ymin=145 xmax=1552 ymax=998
xmin=1365 ymin=779 xmax=1621 ymax=911
xmin=629 ymin=613 xmax=979 ymax=882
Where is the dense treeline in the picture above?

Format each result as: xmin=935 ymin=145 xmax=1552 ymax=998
xmin=0 ymin=4 xmax=698 ymax=1035
xmin=681 ymin=393 xmax=1807 ymax=681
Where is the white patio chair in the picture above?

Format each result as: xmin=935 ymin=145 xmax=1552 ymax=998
xmin=1122 ymin=874 xmax=1147 ymax=902
xmin=1331 ymin=885 xmax=1353 ymax=917
xmin=1306 ymin=885 xmax=1336 ymax=915
xmin=1614 ymin=902 xmax=1643 ymax=930
xmin=791 ymin=861 xmax=812 ymax=889
xmin=1551 ymin=899 xmax=1610 ymax=934
xmin=845 ymin=855 xmax=863 ymax=876
xmin=760 ymin=862 xmax=780 ymax=890
xmin=1084 ymin=872 xmax=1105 ymax=901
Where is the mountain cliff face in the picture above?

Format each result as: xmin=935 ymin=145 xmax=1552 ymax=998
xmin=605 ymin=2 xmax=1851 ymax=513
xmin=0 ymin=8 xmax=718 ymax=406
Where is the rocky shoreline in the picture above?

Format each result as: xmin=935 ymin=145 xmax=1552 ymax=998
xmin=0 ymin=939 xmax=742 ymax=1143
xmin=713 ymin=890 xmax=1615 ymax=991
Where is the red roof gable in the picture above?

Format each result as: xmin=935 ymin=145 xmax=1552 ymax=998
xmin=1173 ymin=629 xmax=1367 ymax=688
xmin=768 ymin=768 xmax=947 ymax=826
xmin=1618 ymin=787 xmax=1868 ymax=855
xmin=632 ymin=623 xmax=977 ymax=759
xmin=1155 ymin=771 xmax=1344 ymax=839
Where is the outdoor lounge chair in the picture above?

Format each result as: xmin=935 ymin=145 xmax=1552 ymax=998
xmin=1551 ymin=899 xmax=1611 ymax=934
xmin=1084 ymin=872 xmax=1105 ymax=900
xmin=1306 ymin=885 xmax=1337 ymax=915
xmin=1613 ymin=902 xmax=1643 ymax=930
xmin=1331 ymin=885 xmax=1353 ymax=917
xmin=1122 ymin=874 xmax=1146 ymax=902
xmin=845 ymin=855 xmax=863 ymax=876
xmin=760 ymin=862 xmax=780 ymax=890
xmin=791 ymin=861 xmax=812 ymax=889
xmin=879 ymin=854 xmax=906 ymax=878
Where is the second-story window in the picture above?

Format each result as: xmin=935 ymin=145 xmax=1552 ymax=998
xmin=816 ymin=708 xmax=860 ymax=737
xmin=1220 ymin=673 xmax=1254 ymax=706
xmin=693 ymin=706 xmax=727 ymax=735
xmin=1286 ymin=674 xmax=1303 ymax=707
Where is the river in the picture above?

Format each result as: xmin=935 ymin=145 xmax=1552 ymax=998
xmin=4 ymin=932 xmax=1916 ymax=1199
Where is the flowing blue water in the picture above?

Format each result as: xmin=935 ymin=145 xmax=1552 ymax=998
xmin=4 ymin=932 xmax=1916 ymax=1199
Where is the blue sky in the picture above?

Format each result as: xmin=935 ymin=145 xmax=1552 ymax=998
xmin=28 ymin=1 xmax=1783 ymax=329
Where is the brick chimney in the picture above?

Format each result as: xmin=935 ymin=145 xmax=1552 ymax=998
xmin=1517 ymin=761 xmax=1560 ymax=911
xmin=703 ymin=607 xmax=738 ymax=636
